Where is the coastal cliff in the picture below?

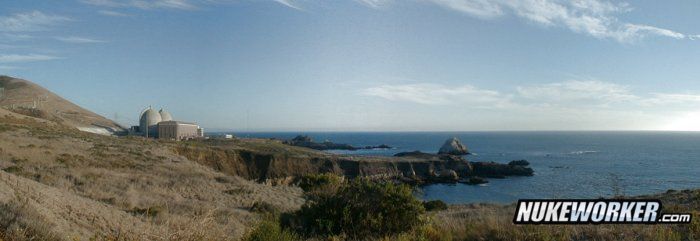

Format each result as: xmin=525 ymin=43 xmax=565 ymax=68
xmin=172 ymin=139 xmax=533 ymax=185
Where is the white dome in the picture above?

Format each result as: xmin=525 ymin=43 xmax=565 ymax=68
xmin=159 ymin=109 xmax=173 ymax=121
xmin=139 ymin=107 xmax=162 ymax=132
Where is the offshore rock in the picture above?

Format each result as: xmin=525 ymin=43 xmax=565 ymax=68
xmin=438 ymin=137 xmax=469 ymax=155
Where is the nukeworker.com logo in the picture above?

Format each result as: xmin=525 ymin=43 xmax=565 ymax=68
xmin=513 ymin=199 xmax=692 ymax=224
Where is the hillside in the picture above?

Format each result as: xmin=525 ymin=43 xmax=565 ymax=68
xmin=0 ymin=76 xmax=123 ymax=134
xmin=0 ymin=107 xmax=304 ymax=240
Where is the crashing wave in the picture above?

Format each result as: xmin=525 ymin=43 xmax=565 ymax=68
xmin=568 ymin=150 xmax=598 ymax=155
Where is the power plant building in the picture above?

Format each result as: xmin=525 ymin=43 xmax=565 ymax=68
xmin=131 ymin=106 xmax=203 ymax=140
xmin=158 ymin=121 xmax=200 ymax=140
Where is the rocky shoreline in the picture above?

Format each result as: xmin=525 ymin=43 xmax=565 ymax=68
xmin=176 ymin=137 xmax=534 ymax=186
xmin=390 ymin=150 xmax=533 ymax=185
xmin=283 ymin=135 xmax=392 ymax=151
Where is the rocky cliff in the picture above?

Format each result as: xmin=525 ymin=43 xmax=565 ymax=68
xmin=172 ymin=140 xmax=533 ymax=185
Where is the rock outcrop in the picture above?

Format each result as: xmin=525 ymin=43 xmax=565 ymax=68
xmin=438 ymin=137 xmax=469 ymax=155
xmin=175 ymin=137 xmax=532 ymax=185
xmin=463 ymin=176 xmax=488 ymax=185
xmin=392 ymin=151 xmax=533 ymax=183
xmin=508 ymin=160 xmax=530 ymax=166
xmin=283 ymin=135 xmax=391 ymax=151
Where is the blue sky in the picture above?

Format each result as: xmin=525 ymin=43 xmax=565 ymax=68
xmin=1 ymin=0 xmax=700 ymax=131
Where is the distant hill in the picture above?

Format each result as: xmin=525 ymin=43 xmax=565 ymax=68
xmin=0 ymin=75 xmax=124 ymax=134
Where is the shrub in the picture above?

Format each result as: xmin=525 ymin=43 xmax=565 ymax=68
xmin=424 ymin=200 xmax=448 ymax=211
xmin=298 ymin=173 xmax=344 ymax=193
xmin=293 ymin=178 xmax=425 ymax=239
xmin=250 ymin=201 xmax=279 ymax=214
xmin=2 ymin=166 xmax=22 ymax=174
xmin=0 ymin=201 xmax=61 ymax=241
xmin=242 ymin=218 xmax=301 ymax=241
xmin=129 ymin=206 xmax=164 ymax=218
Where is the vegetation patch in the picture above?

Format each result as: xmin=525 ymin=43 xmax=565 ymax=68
xmin=288 ymin=177 xmax=425 ymax=239
xmin=423 ymin=200 xmax=449 ymax=212
xmin=2 ymin=166 xmax=22 ymax=174
xmin=298 ymin=173 xmax=344 ymax=192
xmin=223 ymin=187 xmax=252 ymax=195
xmin=0 ymin=200 xmax=60 ymax=241
xmin=250 ymin=201 xmax=280 ymax=214
xmin=129 ymin=206 xmax=164 ymax=218
xmin=242 ymin=217 xmax=301 ymax=241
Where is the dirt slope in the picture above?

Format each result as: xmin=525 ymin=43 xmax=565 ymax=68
xmin=0 ymin=76 xmax=124 ymax=134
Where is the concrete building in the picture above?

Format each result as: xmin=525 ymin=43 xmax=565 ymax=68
xmin=158 ymin=121 xmax=201 ymax=140
xmin=131 ymin=106 xmax=203 ymax=140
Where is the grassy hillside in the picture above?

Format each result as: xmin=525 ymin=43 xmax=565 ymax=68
xmin=430 ymin=190 xmax=700 ymax=241
xmin=0 ymin=76 xmax=123 ymax=134
xmin=0 ymin=108 xmax=304 ymax=240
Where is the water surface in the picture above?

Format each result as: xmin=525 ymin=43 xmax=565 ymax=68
xmin=214 ymin=131 xmax=700 ymax=204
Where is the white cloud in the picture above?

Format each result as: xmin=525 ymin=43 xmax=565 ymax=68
xmin=273 ymin=0 xmax=303 ymax=10
xmin=98 ymin=10 xmax=132 ymax=17
xmin=83 ymin=0 xmax=304 ymax=10
xmin=366 ymin=80 xmax=700 ymax=110
xmin=81 ymin=0 xmax=197 ymax=10
xmin=55 ymin=36 xmax=107 ymax=44
xmin=0 ymin=11 xmax=71 ymax=32
xmin=421 ymin=0 xmax=686 ymax=42
xmin=1 ymin=33 xmax=33 ymax=42
xmin=0 ymin=54 xmax=60 ymax=63
xmin=75 ymin=0 xmax=692 ymax=43
xmin=363 ymin=80 xmax=700 ymax=130
xmin=355 ymin=0 xmax=393 ymax=9
xmin=363 ymin=83 xmax=510 ymax=107
xmin=643 ymin=93 xmax=700 ymax=106
xmin=517 ymin=80 xmax=638 ymax=105
xmin=426 ymin=0 xmax=504 ymax=18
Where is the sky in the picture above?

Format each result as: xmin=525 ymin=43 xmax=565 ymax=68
xmin=1 ymin=0 xmax=700 ymax=131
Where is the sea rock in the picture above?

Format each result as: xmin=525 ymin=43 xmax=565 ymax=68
xmin=438 ymin=137 xmax=469 ymax=155
xmin=464 ymin=176 xmax=488 ymax=185
xmin=291 ymin=135 xmax=312 ymax=143
xmin=508 ymin=160 xmax=530 ymax=166
xmin=394 ymin=151 xmax=438 ymax=159
xmin=439 ymin=169 xmax=459 ymax=181
xmin=284 ymin=135 xmax=391 ymax=151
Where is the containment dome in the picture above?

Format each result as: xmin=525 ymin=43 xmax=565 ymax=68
xmin=139 ymin=107 xmax=162 ymax=132
xmin=159 ymin=109 xmax=173 ymax=121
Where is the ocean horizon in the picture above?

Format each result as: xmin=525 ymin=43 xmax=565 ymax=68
xmin=211 ymin=131 xmax=700 ymax=204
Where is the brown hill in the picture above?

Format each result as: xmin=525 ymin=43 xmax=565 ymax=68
xmin=0 ymin=76 xmax=123 ymax=134
xmin=0 ymin=103 xmax=304 ymax=240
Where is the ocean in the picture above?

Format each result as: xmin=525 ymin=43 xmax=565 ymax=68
xmin=215 ymin=131 xmax=700 ymax=204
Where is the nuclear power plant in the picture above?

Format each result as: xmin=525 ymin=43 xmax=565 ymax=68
xmin=130 ymin=106 xmax=204 ymax=140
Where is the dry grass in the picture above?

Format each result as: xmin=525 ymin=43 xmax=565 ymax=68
xmin=0 ymin=108 xmax=304 ymax=240
xmin=431 ymin=199 xmax=700 ymax=241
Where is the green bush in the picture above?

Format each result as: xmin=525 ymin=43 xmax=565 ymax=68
xmin=250 ymin=201 xmax=279 ymax=214
xmin=423 ymin=200 xmax=448 ymax=211
xmin=298 ymin=173 xmax=344 ymax=193
xmin=292 ymin=178 xmax=425 ymax=239
xmin=242 ymin=218 xmax=301 ymax=241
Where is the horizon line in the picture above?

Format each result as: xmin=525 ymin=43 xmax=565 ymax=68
xmin=202 ymin=129 xmax=700 ymax=133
